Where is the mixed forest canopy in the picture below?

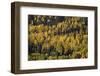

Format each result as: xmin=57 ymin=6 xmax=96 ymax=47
xmin=28 ymin=15 xmax=88 ymax=60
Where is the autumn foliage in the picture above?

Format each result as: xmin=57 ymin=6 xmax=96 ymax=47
xmin=28 ymin=15 xmax=88 ymax=60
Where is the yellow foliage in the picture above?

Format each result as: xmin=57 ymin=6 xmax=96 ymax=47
xmin=28 ymin=16 xmax=88 ymax=60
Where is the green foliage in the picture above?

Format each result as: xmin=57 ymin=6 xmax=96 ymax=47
xmin=28 ymin=16 xmax=88 ymax=60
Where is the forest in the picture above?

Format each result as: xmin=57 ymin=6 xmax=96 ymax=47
xmin=28 ymin=15 xmax=88 ymax=60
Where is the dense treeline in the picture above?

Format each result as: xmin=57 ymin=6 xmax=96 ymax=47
xmin=28 ymin=15 xmax=88 ymax=60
